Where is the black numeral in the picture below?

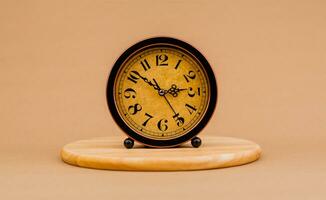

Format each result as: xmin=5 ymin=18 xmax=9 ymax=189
xmin=185 ymin=103 xmax=197 ymax=115
xmin=173 ymin=113 xmax=185 ymax=127
xmin=127 ymin=70 xmax=140 ymax=83
xmin=128 ymin=103 xmax=142 ymax=115
xmin=174 ymin=60 xmax=182 ymax=69
xmin=183 ymin=70 xmax=196 ymax=82
xmin=124 ymin=88 xmax=136 ymax=99
xmin=157 ymin=119 xmax=168 ymax=131
xmin=156 ymin=54 xmax=168 ymax=66
xmin=188 ymin=87 xmax=200 ymax=97
xmin=142 ymin=113 xmax=154 ymax=126
xmin=141 ymin=59 xmax=151 ymax=71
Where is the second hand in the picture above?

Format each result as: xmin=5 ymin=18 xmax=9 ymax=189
xmin=163 ymin=95 xmax=177 ymax=115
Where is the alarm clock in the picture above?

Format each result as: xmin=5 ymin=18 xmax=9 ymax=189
xmin=106 ymin=37 xmax=217 ymax=148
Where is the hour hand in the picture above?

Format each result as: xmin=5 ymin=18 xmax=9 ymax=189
xmin=166 ymin=84 xmax=187 ymax=97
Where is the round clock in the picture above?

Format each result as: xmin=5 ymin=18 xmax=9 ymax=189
xmin=107 ymin=37 xmax=217 ymax=148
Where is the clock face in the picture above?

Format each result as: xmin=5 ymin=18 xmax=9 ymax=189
xmin=107 ymin=37 xmax=217 ymax=147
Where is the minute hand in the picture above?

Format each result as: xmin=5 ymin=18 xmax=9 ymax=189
xmin=130 ymin=71 xmax=160 ymax=91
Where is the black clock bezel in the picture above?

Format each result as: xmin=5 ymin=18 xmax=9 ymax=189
xmin=106 ymin=37 xmax=217 ymax=147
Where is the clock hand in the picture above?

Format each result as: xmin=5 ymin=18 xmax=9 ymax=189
xmin=166 ymin=84 xmax=187 ymax=97
xmin=152 ymin=78 xmax=166 ymax=96
xmin=153 ymin=79 xmax=185 ymax=127
xmin=163 ymin=95 xmax=177 ymax=115
xmin=153 ymin=79 xmax=177 ymax=115
xmin=130 ymin=70 xmax=160 ymax=91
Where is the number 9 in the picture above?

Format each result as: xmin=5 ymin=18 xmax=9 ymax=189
xmin=124 ymin=88 xmax=136 ymax=99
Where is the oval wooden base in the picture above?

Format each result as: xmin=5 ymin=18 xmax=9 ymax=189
xmin=61 ymin=136 xmax=262 ymax=171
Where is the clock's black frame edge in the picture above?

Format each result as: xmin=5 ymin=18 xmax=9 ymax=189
xmin=106 ymin=37 xmax=218 ymax=147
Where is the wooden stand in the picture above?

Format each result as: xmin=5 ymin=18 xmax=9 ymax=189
xmin=61 ymin=136 xmax=261 ymax=171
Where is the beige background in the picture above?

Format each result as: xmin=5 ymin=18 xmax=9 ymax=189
xmin=1 ymin=0 xmax=326 ymax=199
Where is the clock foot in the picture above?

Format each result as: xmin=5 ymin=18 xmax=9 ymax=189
xmin=191 ymin=137 xmax=202 ymax=148
xmin=124 ymin=138 xmax=134 ymax=149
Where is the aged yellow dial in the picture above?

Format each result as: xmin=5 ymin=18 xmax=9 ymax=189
xmin=107 ymin=37 xmax=217 ymax=148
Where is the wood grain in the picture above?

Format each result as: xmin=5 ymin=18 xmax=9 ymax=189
xmin=61 ymin=136 xmax=261 ymax=171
